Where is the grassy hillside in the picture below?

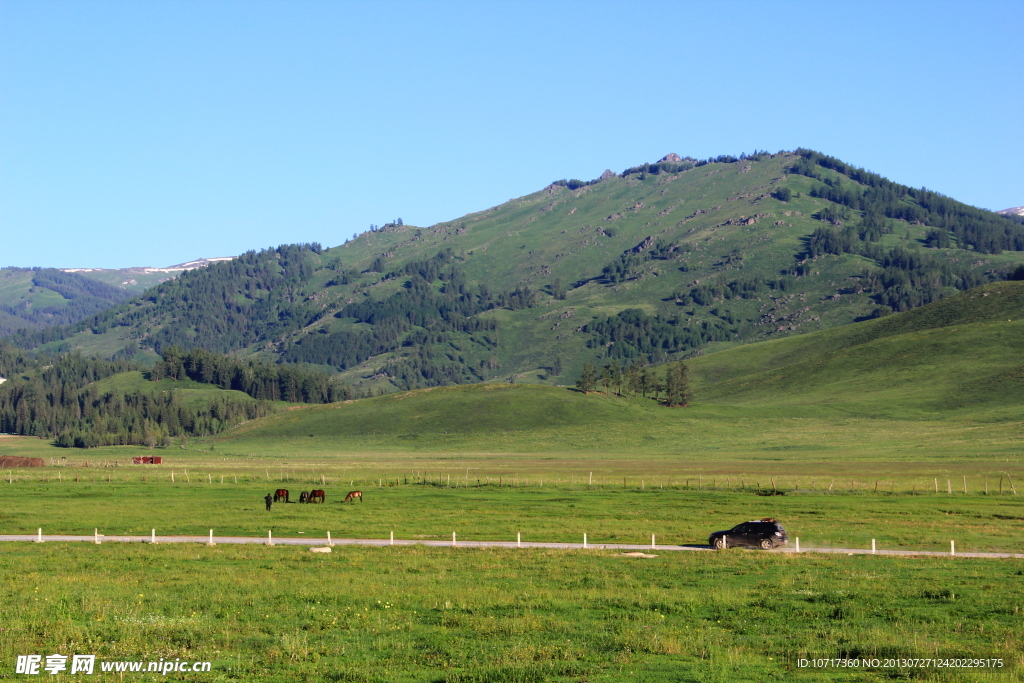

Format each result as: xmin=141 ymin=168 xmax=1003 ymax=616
xmin=11 ymin=151 xmax=1024 ymax=393
xmin=200 ymin=281 xmax=1024 ymax=456
xmin=692 ymin=280 xmax=1024 ymax=419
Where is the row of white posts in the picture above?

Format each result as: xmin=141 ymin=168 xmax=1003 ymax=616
xmin=28 ymin=528 xmax=961 ymax=555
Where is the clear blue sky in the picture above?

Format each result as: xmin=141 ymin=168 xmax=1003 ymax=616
xmin=2 ymin=0 xmax=1021 ymax=268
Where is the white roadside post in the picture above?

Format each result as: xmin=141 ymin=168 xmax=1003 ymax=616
xmin=452 ymin=532 xmax=456 ymax=547
xmin=151 ymin=529 xmax=157 ymax=544
xmin=207 ymin=530 xmax=215 ymax=546
xmin=327 ymin=531 xmax=333 ymax=547
xmin=951 ymin=540 xmax=955 ymax=556
xmin=268 ymin=530 xmax=273 ymax=547
xmin=94 ymin=529 xmax=100 ymax=545
xmin=583 ymin=533 xmax=588 ymax=549
xmin=872 ymin=539 xmax=876 ymax=554
xmin=390 ymin=531 xmax=394 ymax=546
xmin=36 ymin=528 xmax=43 ymax=543
xmin=517 ymin=532 xmax=521 ymax=548
xmin=651 ymin=534 xmax=656 ymax=549
xmin=795 ymin=537 xmax=800 ymax=553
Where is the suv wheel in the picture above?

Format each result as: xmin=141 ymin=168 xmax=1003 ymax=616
xmin=714 ymin=536 xmax=728 ymax=550
xmin=759 ymin=538 xmax=774 ymax=550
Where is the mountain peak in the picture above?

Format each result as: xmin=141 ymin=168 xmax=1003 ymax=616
xmin=998 ymin=206 xmax=1024 ymax=216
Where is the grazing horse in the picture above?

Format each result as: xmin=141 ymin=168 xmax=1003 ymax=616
xmin=298 ymin=491 xmax=309 ymax=503
xmin=343 ymin=490 xmax=362 ymax=503
xmin=273 ymin=489 xmax=289 ymax=503
xmin=308 ymin=489 xmax=326 ymax=504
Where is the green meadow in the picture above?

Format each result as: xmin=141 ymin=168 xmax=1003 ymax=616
xmin=2 ymin=477 xmax=1024 ymax=554
xmin=2 ymin=542 xmax=1022 ymax=682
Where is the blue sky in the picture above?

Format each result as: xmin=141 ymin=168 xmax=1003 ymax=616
xmin=2 ymin=0 xmax=1022 ymax=268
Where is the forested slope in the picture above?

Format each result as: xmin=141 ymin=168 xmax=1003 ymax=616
xmin=7 ymin=150 xmax=1023 ymax=394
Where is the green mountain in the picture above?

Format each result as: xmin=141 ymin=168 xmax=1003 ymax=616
xmin=209 ymin=280 xmax=1024 ymax=454
xmin=7 ymin=150 xmax=1024 ymax=393
xmin=0 ymin=258 xmax=234 ymax=337
xmin=0 ymin=268 xmax=133 ymax=336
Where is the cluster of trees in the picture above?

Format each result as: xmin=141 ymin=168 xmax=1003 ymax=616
xmin=679 ymin=276 xmax=794 ymax=307
xmin=51 ymin=390 xmax=271 ymax=449
xmin=153 ymin=346 xmax=361 ymax=403
xmin=0 ymin=268 xmax=132 ymax=335
xmin=0 ymin=348 xmax=271 ymax=447
xmin=576 ymin=360 xmax=691 ymax=406
xmin=584 ymin=309 xmax=733 ymax=362
xmin=599 ymin=240 xmax=685 ymax=284
xmin=551 ymin=178 xmax=601 ymax=191
xmin=791 ymin=149 xmax=1024 ymax=254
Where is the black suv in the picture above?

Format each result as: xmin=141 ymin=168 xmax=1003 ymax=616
xmin=709 ymin=519 xmax=788 ymax=550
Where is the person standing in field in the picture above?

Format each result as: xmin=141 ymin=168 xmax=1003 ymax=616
xmin=265 ymin=493 xmax=273 ymax=511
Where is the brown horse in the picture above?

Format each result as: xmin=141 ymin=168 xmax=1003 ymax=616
xmin=273 ymin=489 xmax=289 ymax=503
xmin=308 ymin=489 xmax=325 ymax=504
xmin=343 ymin=490 xmax=362 ymax=503
xmin=298 ymin=491 xmax=309 ymax=503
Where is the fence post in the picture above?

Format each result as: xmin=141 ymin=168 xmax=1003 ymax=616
xmin=947 ymin=479 xmax=951 ymax=494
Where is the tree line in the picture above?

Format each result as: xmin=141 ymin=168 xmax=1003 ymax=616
xmin=0 ymin=342 xmax=357 ymax=448
xmin=153 ymin=346 xmax=363 ymax=403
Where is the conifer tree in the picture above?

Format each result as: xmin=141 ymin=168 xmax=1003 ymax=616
xmin=576 ymin=363 xmax=597 ymax=394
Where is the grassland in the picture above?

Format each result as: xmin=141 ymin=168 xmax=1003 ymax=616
xmin=2 ymin=541 xmax=1022 ymax=682
xmin=3 ymin=279 xmax=1023 ymax=679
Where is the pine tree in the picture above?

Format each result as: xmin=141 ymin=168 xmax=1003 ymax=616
xmin=664 ymin=361 xmax=692 ymax=407
xmin=576 ymin=363 xmax=597 ymax=394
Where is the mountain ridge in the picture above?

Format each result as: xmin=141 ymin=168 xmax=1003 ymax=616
xmin=5 ymin=149 xmax=1023 ymax=394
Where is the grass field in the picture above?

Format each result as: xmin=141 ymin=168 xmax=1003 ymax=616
xmin=2 ymin=542 xmax=1022 ymax=682
xmin=2 ymin=473 xmax=1023 ymax=554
